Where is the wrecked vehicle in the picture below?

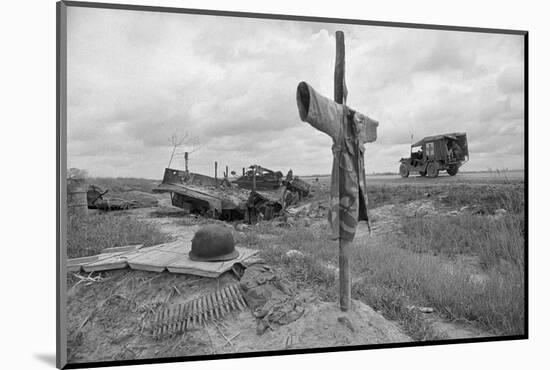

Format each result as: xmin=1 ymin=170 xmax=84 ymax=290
xmin=87 ymin=184 xmax=135 ymax=211
xmin=246 ymin=190 xmax=284 ymax=224
xmin=87 ymin=184 xmax=158 ymax=210
xmin=233 ymin=165 xmax=284 ymax=190
xmin=87 ymin=184 xmax=109 ymax=208
xmin=153 ymin=168 xmax=249 ymax=220
xmin=282 ymin=170 xmax=311 ymax=201
xmin=154 ymin=167 xmax=311 ymax=223
xmin=399 ymin=132 xmax=469 ymax=178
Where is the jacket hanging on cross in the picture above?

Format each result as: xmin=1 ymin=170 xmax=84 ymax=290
xmin=296 ymin=81 xmax=378 ymax=242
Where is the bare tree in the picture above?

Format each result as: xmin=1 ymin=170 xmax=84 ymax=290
xmin=167 ymin=132 xmax=201 ymax=169
xmin=67 ymin=167 xmax=88 ymax=180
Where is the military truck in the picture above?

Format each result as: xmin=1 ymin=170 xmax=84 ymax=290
xmin=399 ymin=132 xmax=469 ymax=178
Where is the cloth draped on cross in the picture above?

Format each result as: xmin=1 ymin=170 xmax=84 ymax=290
xmin=296 ymin=81 xmax=378 ymax=242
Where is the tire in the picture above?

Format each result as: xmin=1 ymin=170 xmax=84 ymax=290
xmin=447 ymin=164 xmax=459 ymax=176
xmin=426 ymin=162 xmax=439 ymax=178
xmin=419 ymin=171 xmax=427 ymax=177
xmin=399 ymin=163 xmax=409 ymax=178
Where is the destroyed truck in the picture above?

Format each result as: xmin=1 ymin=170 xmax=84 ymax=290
xmin=153 ymin=167 xmax=312 ymax=223
xmin=153 ymin=168 xmax=249 ymax=220
xmin=399 ymin=132 xmax=469 ymax=178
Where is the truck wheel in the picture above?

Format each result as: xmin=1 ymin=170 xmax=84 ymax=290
xmin=419 ymin=171 xmax=427 ymax=177
xmin=399 ymin=164 xmax=409 ymax=178
xmin=447 ymin=165 xmax=459 ymax=176
xmin=427 ymin=162 xmax=438 ymax=178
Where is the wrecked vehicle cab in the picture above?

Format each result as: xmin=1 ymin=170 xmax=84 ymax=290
xmin=399 ymin=132 xmax=469 ymax=178
xmin=233 ymin=165 xmax=284 ymax=190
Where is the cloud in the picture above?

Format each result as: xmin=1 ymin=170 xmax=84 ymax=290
xmin=497 ymin=64 xmax=524 ymax=94
xmin=66 ymin=7 xmax=525 ymax=178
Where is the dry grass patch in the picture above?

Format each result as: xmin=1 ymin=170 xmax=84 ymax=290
xmin=67 ymin=212 xmax=172 ymax=258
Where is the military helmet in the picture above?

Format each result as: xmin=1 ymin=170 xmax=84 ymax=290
xmin=189 ymin=224 xmax=239 ymax=262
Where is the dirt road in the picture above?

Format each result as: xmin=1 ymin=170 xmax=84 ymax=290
xmin=303 ymin=170 xmax=524 ymax=187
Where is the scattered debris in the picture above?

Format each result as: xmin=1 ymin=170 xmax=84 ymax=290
xmin=151 ymin=283 xmax=248 ymax=340
xmin=234 ymin=223 xmax=250 ymax=232
xmin=246 ymin=190 xmax=284 ymax=223
xmin=94 ymin=197 xmax=138 ymax=211
xmin=233 ymin=165 xmax=284 ymax=190
xmin=87 ymin=184 xmax=158 ymax=210
xmin=492 ymin=208 xmax=508 ymax=220
xmin=285 ymin=249 xmax=304 ymax=258
xmin=282 ymin=170 xmax=311 ymax=201
xmin=240 ymin=262 xmax=305 ymax=335
xmin=337 ymin=316 xmax=355 ymax=332
xmin=321 ymin=262 xmax=339 ymax=277
xmin=406 ymin=305 xmax=434 ymax=314
xmin=72 ymin=272 xmax=108 ymax=287
xmin=286 ymin=201 xmax=327 ymax=219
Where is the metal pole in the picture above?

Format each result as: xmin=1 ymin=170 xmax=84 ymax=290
xmin=252 ymin=165 xmax=257 ymax=192
xmin=215 ymin=161 xmax=218 ymax=187
xmin=184 ymin=152 xmax=189 ymax=173
xmin=335 ymin=30 xmax=351 ymax=312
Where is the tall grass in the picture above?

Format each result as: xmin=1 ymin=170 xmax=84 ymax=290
xmin=400 ymin=213 xmax=524 ymax=269
xmin=439 ymin=183 xmax=524 ymax=214
xmin=238 ymin=198 xmax=524 ymax=337
xmin=67 ymin=212 xmax=172 ymax=258
xmin=351 ymin=238 xmax=524 ymax=336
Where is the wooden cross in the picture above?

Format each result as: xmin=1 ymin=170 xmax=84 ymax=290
xmin=335 ymin=31 xmax=350 ymax=311
xmin=297 ymin=31 xmax=379 ymax=311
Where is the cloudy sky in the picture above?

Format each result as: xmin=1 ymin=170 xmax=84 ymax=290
xmin=67 ymin=7 xmax=525 ymax=178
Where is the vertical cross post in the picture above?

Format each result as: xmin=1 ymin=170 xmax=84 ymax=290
xmin=335 ymin=31 xmax=351 ymax=312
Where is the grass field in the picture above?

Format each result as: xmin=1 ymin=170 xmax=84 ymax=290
xmin=66 ymin=173 xmax=525 ymax=353
xmin=67 ymin=212 xmax=172 ymax=258
xmin=235 ymin=181 xmax=525 ymax=338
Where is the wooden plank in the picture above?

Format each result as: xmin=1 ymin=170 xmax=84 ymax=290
xmin=67 ymin=255 xmax=100 ymax=272
xmin=67 ymin=244 xmax=144 ymax=272
xmin=166 ymin=246 xmax=259 ymax=277
xmin=82 ymin=249 xmax=149 ymax=272
xmin=102 ymin=244 xmax=143 ymax=254
xmin=127 ymin=242 xmax=187 ymax=272
xmin=158 ymin=240 xmax=191 ymax=252
xmin=75 ymin=241 xmax=258 ymax=278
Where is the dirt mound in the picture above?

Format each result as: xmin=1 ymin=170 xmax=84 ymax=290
xmin=66 ymin=267 xmax=410 ymax=363
xmin=203 ymin=297 xmax=411 ymax=354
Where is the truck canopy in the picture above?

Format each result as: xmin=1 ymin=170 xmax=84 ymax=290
xmin=412 ymin=132 xmax=467 ymax=147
